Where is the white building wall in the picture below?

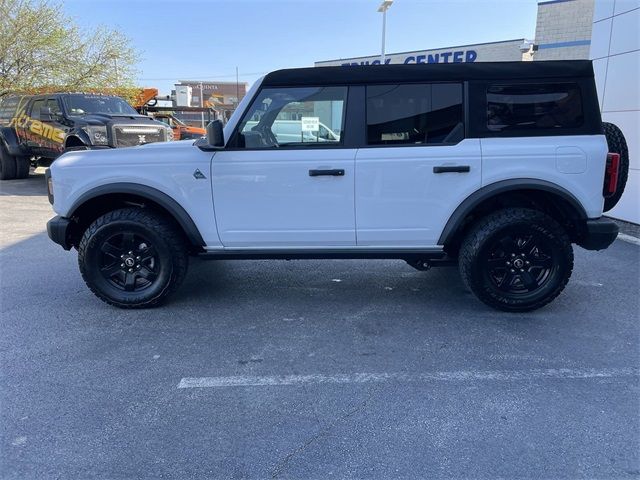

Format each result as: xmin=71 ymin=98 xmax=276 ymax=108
xmin=534 ymin=0 xmax=595 ymax=60
xmin=591 ymin=0 xmax=640 ymax=223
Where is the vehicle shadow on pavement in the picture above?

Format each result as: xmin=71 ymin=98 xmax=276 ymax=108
xmin=0 ymin=172 xmax=47 ymax=197
xmin=3 ymin=230 xmax=637 ymax=332
xmin=174 ymin=256 xmax=538 ymax=321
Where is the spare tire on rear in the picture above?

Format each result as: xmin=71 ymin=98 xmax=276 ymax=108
xmin=602 ymin=122 xmax=629 ymax=212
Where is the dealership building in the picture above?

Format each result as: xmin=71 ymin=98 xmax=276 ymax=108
xmin=590 ymin=0 xmax=639 ymax=224
xmin=315 ymin=39 xmax=529 ymax=67
xmin=316 ymin=0 xmax=638 ymax=224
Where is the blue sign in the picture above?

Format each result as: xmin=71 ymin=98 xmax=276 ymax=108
xmin=342 ymin=50 xmax=477 ymax=66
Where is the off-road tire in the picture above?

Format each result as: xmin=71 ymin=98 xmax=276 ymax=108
xmin=78 ymin=208 xmax=189 ymax=308
xmin=602 ymin=121 xmax=629 ymax=212
xmin=15 ymin=156 xmax=30 ymax=179
xmin=0 ymin=145 xmax=17 ymax=180
xmin=459 ymin=208 xmax=573 ymax=312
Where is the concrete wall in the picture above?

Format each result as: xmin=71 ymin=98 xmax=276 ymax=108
xmin=534 ymin=0 xmax=595 ymax=60
xmin=590 ymin=0 xmax=640 ymax=224
xmin=315 ymin=39 xmax=525 ymax=67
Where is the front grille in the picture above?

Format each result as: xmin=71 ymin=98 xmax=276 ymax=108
xmin=113 ymin=125 xmax=166 ymax=147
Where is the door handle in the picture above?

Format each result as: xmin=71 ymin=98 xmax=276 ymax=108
xmin=309 ymin=169 xmax=345 ymax=177
xmin=433 ymin=165 xmax=470 ymax=173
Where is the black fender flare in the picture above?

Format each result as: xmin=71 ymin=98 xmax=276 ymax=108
xmin=438 ymin=179 xmax=588 ymax=245
xmin=68 ymin=183 xmax=205 ymax=246
xmin=0 ymin=127 xmax=22 ymax=156
xmin=64 ymin=132 xmax=89 ymax=149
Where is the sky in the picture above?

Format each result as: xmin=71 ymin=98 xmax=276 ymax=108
xmin=63 ymin=0 xmax=539 ymax=94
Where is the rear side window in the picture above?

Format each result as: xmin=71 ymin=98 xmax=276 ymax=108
xmin=0 ymin=96 xmax=23 ymax=123
xmin=487 ymin=83 xmax=583 ymax=132
xmin=366 ymin=83 xmax=463 ymax=145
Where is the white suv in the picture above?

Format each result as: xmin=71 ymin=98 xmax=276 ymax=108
xmin=46 ymin=61 xmax=628 ymax=312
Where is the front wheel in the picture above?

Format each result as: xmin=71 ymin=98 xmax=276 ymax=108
xmin=458 ymin=208 xmax=573 ymax=312
xmin=78 ymin=208 xmax=189 ymax=308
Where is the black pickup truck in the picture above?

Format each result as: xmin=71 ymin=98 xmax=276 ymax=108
xmin=0 ymin=92 xmax=172 ymax=180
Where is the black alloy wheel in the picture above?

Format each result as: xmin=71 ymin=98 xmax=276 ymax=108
xmin=78 ymin=208 xmax=188 ymax=308
xmin=98 ymin=232 xmax=159 ymax=292
xmin=459 ymin=208 xmax=573 ymax=312
xmin=484 ymin=231 xmax=555 ymax=296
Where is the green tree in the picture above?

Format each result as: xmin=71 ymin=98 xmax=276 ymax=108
xmin=0 ymin=0 xmax=139 ymax=92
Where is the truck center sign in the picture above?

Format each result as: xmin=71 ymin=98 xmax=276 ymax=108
xmin=315 ymin=39 xmax=525 ymax=68
xmin=339 ymin=50 xmax=477 ymax=66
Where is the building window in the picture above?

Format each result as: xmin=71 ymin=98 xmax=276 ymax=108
xmin=487 ymin=83 xmax=583 ymax=132
xmin=366 ymin=83 xmax=463 ymax=145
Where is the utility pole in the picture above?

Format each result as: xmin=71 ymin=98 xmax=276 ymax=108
xmin=236 ymin=66 xmax=240 ymax=107
xmin=199 ymin=81 xmax=205 ymax=129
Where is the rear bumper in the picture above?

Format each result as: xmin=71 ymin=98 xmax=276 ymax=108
xmin=578 ymin=218 xmax=619 ymax=251
xmin=47 ymin=215 xmax=72 ymax=250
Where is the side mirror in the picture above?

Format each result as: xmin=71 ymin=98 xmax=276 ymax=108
xmin=40 ymin=106 xmax=54 ymax=121
xmin=206 ymin=120 xmax=224 ymax=147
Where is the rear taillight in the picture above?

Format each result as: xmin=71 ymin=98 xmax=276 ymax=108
xmin=603 ymin=152 xmax=620 ymax=198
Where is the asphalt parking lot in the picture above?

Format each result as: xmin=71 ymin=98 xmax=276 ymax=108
xmin=1 ymin=173 xmax=639 ymax=479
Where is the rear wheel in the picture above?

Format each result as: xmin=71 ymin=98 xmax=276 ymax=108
xmin=459 ymin=208 xmax=573 ymax=312
xmin=78 ymin=208 xmax=189 ymax=308
xmin=15 ymin=156 xmax=30 ymax=179
xmin=602 ymin=122 xmax=629 ymax=212
xmin=0 ymin=145 xmax=17 ymax=180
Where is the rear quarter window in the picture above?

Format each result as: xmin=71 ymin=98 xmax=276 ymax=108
xmin=487 ymin=83 xmax=584 ymax=132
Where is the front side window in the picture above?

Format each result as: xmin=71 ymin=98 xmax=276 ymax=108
xmin=30 ymin=99 xmax=45 ymax=120
xmin=236 ymin=86 xmax=347 ymax=148
xmin=487 ymin=83 xmax=583 ymax=132
xmin=366 ymin=83 xmax=463 ymax=145
xmin=45 ymin=98 xmax=62 ymax=116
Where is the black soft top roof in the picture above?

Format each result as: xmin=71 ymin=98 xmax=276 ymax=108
xmin=262 ymin=60 xmax=594 ymax=87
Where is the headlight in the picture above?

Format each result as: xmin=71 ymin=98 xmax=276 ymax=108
xmin=46 ymin=169 xmax=54 ymax=204
xmin=166 ymin=127 xmax=174 ymax=141
xmin=82 ymin=126 xmax=109 ymax=145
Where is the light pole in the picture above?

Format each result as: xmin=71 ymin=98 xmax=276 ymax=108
xmin=377 ymin=0 xmax=393 ymax=63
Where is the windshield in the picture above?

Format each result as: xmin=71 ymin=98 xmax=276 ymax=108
xmin=63 ymin=94 xmax=138 ymax=116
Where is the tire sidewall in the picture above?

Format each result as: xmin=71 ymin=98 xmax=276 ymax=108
xmin=0 ymin=143 xmax=17 ymax=180
xmin=81 ymin=220 xmax=176 ymax=306
xmin=468 ymin=220 xmax=571 ymax=311
xmin=603 ymin=122 xmax=629 ymax=212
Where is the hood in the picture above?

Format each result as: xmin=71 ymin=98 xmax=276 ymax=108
xmin=52 ymin=139 xmax=200 ymax=169
xmin=70 ymin=113 xmax=164 ymax=127
xmin=138 ymin=139 xmax=196 ymax=149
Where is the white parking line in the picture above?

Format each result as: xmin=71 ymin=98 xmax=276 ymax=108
xmin=618 ymin=232 xmax=640 ymax=246
xmin=177 ymin=367 xmax=638 ymax=389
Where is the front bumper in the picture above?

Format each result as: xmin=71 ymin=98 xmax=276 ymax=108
xmin=47 ymin=216 xmax=72 ymax=250
xmin=578 ymin=218 xmax=619 ymax=251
